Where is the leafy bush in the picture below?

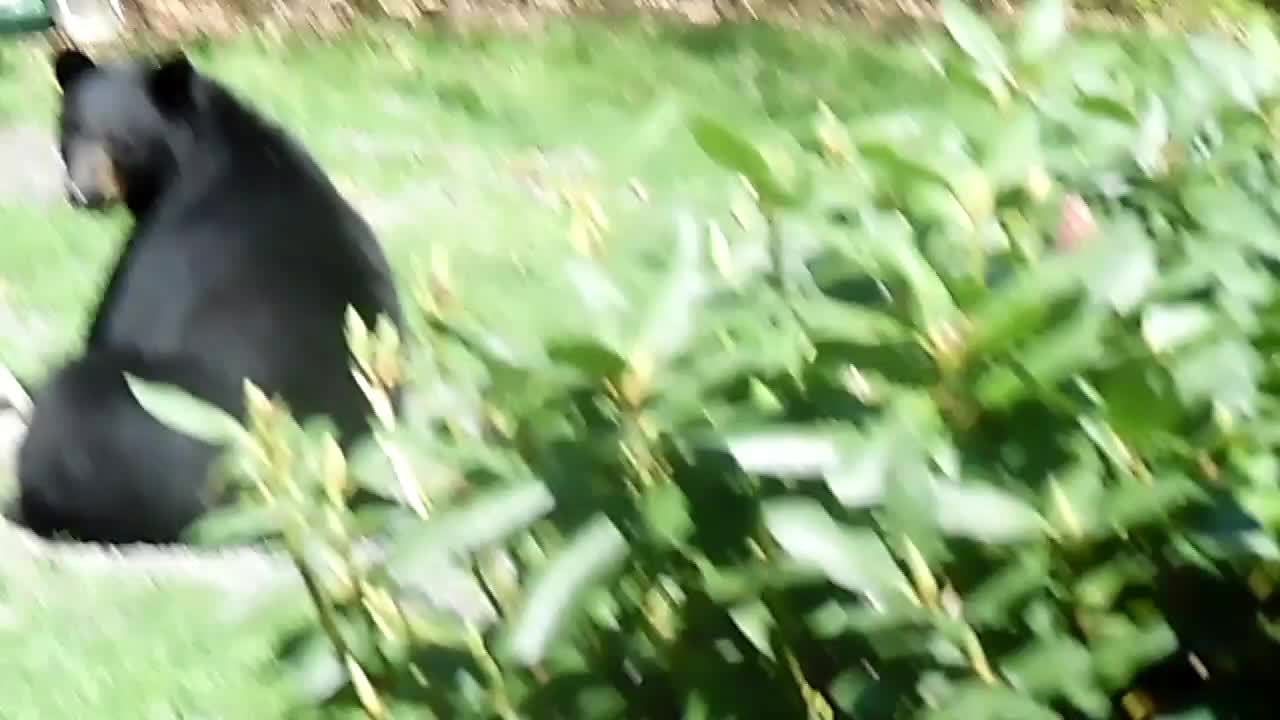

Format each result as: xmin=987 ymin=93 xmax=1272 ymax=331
xmin=132 ymin=1 xmax=1280 ymax=717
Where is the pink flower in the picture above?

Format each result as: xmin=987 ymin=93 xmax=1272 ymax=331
xmin=1056 ymin=193 xmax=1096 ymax=251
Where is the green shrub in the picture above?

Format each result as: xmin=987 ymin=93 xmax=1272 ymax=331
xmin=132 ymin=1 xmax=1280 ymax=717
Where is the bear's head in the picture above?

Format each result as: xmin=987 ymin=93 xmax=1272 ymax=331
xmin=52 ymin=49 xmax=198 ymax=212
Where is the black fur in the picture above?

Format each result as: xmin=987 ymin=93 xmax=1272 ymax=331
xmin=12 ymin=49 xmax=402 ymax=544
xmin=13 ymin=350 xmax=241 ymax=544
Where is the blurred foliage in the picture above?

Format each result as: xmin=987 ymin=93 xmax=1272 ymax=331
xmin=132 ymin=1 xmax=1280 ymax=717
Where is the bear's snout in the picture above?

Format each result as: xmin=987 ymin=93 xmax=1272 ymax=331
xmin=62 ymin=140 xmax=122 ymax=210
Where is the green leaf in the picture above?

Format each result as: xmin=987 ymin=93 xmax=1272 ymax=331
xmin=981 ymin=109 xmax=1042 ymax=193
xmin=792 ymin=294 xmax=911 ymax=345
xmin=564 ymin=258 xmax=629 ymax=350
xmin=1073 ymin=555 xmax=1156 ymax=609
xmin=684 ymin=692 xmax=711 ymax=720
xmin=280 ymin=631 xmax=348 ymax=703
xmin=907 ymin=182 xmax=974 ymax=230
xmin=1095 ymin=360 xmax=1182 ymax=445
xmin=1239 ymin=486 xmax=1280 ymax=530
xmin=858 ymin=136 xmax=949 ymax=189
xmin=1171 ymin=338 xmax=1262 ymax=417
xmin=828 ymin=669 xmax=878 ymax=715
xmin=184 ymin=503 xmax=289 ymax=546
xmin=1182 ymin=181 xmax=1279 ymax=258
xmin=824 ymin=392 xmax=940 ymax=507
xmin=933 ymin=479 xmax=1044 ymax=543
xmin=1189 ymin=35 xmax=1261 ymax=112
xmin=728 ymin=600 xmax=776 ymax=660
xmin=963 ymin=245 xmax=1093 ymax=359
xmin=859 ymin=135 xmax=994 ymax=228
xmin=1247 ymin=19 xmax=1280 ymax=93
xmin=690 ymin=116 xmax=793 ymax=206
xmin=999 ymin=637 xmax=1093 ymax=698
xmin=546 ymin=338 xmax=627 ymax=380
xmin=640 ymin=481 xmax=694 ymax=549
xmin=1017 ymin=0 xmax=1068 ymax=63
xmin=942 ymin=163 xmax=995 ymax=227
xmin=1074 ymin=413 xmax=1120 ymax=461
xmin=974 ymin=304 xmax=1108 ymax=410
xmin=847 ymin=110 xmax=933 ymax=153
xmin=762 ymin=497 xmax=907 ymax=602
xmin=1015 ymin=301 xmax=1108 ymax=382
xmin=503 ymin=513 xmax=629 ymax=666
xmin=1105 ymin=475 xmax=1205 ymax=532
xmin=386 ymin=479 xmax=554 ymax=572
xmin=1091 ymin=617 xmax=1178 ymax=689
xmin=1141 ymin=303 xmax=1214 ymax=353
xmin=922 ymin=682 xmax=1058 ymax=720
xmin=881 ymin=462 xmax=949 ymax=562
xmin=1133 ymin=94 xmax=1168 ymax=177
xmin=702 ymin=559 xmax=825 ymax=604
xmin=1084 ymin=216 xmax=1155 ymax=314
xmin=1077 ymin=92 xmax=1138 ymax=125
xmin=965 ymin=549 xmax=1052 ymax=626
xmin=807 ymin=594 xmax=931 ymax=638
xmin=942 ymin=0 xmax=1009 ymax=78
xmin=725 ymin=428 xmax=843 ymax=479
xmin=1045 ymin=450 xmax=1106 ymax=539
xmin=824 ymin=431 xmax=896 ymax=508
xmin=628 ymin=213 xmax=710 ymax=367
xmin=843 ymin=209 xmax=957 ymax=327
xmin=125 ymin=374 xmax=245 ymax=445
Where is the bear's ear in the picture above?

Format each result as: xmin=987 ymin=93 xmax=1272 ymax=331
xmin=53 ymin=49 xmax=96 ymax=90
xmin=147 ymin=52 xmax=196 ymax=116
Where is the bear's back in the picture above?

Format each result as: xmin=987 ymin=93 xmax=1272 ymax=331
xmin=88 ymin=75 xmax=401 ymax=439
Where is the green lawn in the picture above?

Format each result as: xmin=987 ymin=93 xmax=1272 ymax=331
xmin=0 ymin=21 xmax=956 ymax=380
xmin=0 ymin=559 xmax=300 ymax=719
xmin=0 ymin=17 xmax=1159 ymax=718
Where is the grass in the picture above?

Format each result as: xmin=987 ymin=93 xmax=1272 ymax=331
xmin=0 ymin=16 xmax=1157 ymax=718
xmin=0 ymin=21 xmax=955 ymax=380
xmin=0 ymin=567 xmax=298 ymax=719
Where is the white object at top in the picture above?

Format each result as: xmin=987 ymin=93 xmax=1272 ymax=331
xmin=50 ymin=0 xmax=124 ymax=44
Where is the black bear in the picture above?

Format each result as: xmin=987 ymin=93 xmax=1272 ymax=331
xmin=10 ymin=48 xmax=402 ymax=544
xmin=14 ymin=349 xmax=244 ymax=545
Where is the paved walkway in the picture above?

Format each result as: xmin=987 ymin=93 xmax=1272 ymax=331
xmin=0 ymin=123 xmax=61 ymax=204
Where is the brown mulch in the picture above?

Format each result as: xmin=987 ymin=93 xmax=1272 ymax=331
xmin=117 ymin=0 xmax=942 ymax=42
xmin=72 ymin=0 xmax=1223 ymax=50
